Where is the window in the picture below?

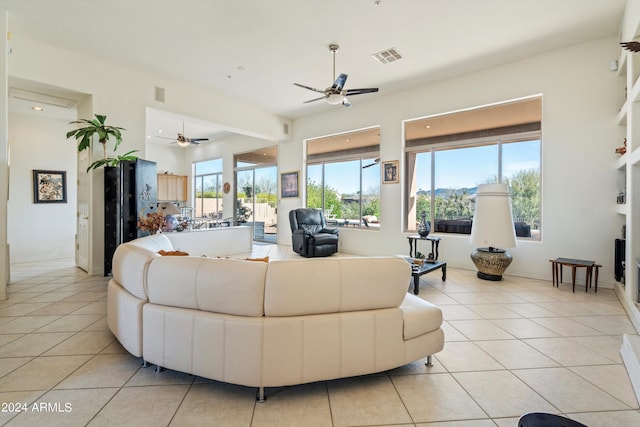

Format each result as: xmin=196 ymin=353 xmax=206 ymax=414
xmin=405 ymin=97 xmax=542 ymax=239
xmin=193 ymin=158 xmax=223 ymax=219
xmin=306 ymin=127 xmax=381 ymax=229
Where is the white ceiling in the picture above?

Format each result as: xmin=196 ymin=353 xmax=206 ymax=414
xmin=2 ymin=0 xmax=626 ymax=142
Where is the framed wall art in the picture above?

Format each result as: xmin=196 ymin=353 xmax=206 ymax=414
xmin=281 ymin=170 xmax=299 ymax=198
xmin=382 ymin=160 xmax=399 ymax=184
xmin=33 ymin=170 xmax=67 ymax=203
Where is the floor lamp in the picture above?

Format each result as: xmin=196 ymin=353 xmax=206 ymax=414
xmin=469 ymin=183 xmax=517 ymax=281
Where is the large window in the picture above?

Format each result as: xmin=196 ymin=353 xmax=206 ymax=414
xmin=405 ymin=97 xmax=542 ymax=239
xmin=193 ymin=158 xmax=223 ymax=218
xmin=306 ymin=127 xmax=381 ymax=229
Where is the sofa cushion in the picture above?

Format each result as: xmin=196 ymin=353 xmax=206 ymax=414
xmin=147 ymin=257 xmax=267 ymax=317
xmin=264 ymin=257 xmax=410 ymax=317
xmin=400 ymin=294 xmax=443 ymax=340
xmin=111 ymin=233 xmax=175 ymax=300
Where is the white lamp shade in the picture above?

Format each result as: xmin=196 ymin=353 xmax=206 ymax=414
xmin=326 ymin=94 xmax=344 ymax=105
xmin=470 ymin=183 xmax=517 ymax=249
xmin=158 ymin=202 xmax=181 ymax=216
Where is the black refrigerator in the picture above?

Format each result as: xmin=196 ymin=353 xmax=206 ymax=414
xmin=104 ymin=159 xmax=157 ymax=276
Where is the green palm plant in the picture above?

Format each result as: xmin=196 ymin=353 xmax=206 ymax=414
xmin=66 ymin=114 xmax=138 ymax=171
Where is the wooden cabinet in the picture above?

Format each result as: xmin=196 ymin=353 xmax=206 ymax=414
xmin=157 ymin=174 xmax=187 ymax=201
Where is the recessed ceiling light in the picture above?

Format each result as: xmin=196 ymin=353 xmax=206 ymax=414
xmin=425 ymin=125 xmax=431 ymax=129
xmin=32 ymin=106 xmax=43 ymax=111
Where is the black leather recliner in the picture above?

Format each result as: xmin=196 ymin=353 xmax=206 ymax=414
xmin=289 ymin=208 xmax=339 ymax=257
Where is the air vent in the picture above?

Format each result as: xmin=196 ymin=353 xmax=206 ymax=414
xmin=283 ymin=123 xmax=289 ymax=135
xmin=9 ymin=88 xmax=76 ymax=108
xmin=155 ymin=86 xmax=165 ymax=103
xmin=372 ymin=48 xmax=402 ymax=64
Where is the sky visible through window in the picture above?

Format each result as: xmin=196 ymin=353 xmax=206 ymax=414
xmin=311 ymin=140 xmax=539 ymax=195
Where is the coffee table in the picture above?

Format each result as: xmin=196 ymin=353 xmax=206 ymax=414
xmin=411 ymin=260 xmax=446 ymax=295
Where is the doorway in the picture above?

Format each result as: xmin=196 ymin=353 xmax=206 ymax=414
xmin=234 ymin=147 xmax=278 ymax=243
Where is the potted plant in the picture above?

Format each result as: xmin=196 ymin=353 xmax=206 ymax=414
xmin=66 ymin=114 xmax=138 ymax=171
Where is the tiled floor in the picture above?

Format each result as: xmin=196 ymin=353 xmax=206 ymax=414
xmin=1 ymin=245 xmax=639 ymax=426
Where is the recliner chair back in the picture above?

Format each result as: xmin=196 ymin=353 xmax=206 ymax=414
xmin=289 ymin=208 xmax=339 ymax=257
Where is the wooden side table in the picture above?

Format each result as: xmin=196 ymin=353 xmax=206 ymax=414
xmin=407 ymin=235 xmax=441 ymax=260
xmin=549 ymin=258 xmax=600 ymax=293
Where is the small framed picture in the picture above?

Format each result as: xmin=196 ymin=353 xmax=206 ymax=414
xmin=281 ymin=171 xmax=299 ymax=198
xmin=33 ymin=170 xmax=67 ymax=203
xmin=382 ymin=160 xmax=399 ymax=184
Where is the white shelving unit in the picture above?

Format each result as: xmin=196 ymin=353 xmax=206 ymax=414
xmin=617 ymin=0 xmax=640 ymax=403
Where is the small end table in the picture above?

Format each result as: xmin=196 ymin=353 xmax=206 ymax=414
xmin=407 ymin=235 xmax=441 ymax=260
xmin=411 ymin=261 xmax=446 ymax=295
xmin=549 ymin=257 xmax=600 ymax=293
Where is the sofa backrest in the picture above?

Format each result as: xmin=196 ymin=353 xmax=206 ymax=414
xmin=146 ymin=257 xmax=268 ymax=317
xmin=264 ymin=257 xmax=410 ymax=316
xmin=111 ymin=234 xmax=174 ymax=300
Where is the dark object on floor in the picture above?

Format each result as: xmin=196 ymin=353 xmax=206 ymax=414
xmin=518 ymin=412 xmax=587 ymax=427
xmin=289 ymin=208 xmax=339 ymax=257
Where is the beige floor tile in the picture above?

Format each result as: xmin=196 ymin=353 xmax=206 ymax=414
xmin=0 ymin=390 xmax=47 ymax=426
xmin=0 ymin=315 xmax=60 ymax=333
xmin=43 ymin=331 xmax=115 ymax=356
xmin=0 ymin=333 xmax=22 ymax=348
xmin=454 ymin=370 xmax=558 ymax=418
xmin=0 ymin=332 xmax=74 ymax=357
xmin=567 ymin=335 xmax=623 ymax=363
xmin=392 ymin=373 xmax=487 ymax=423
xmin=513 ymin=367 xmax=631 ymax=412
xmin=569 ymin=365 xmax=640 ymax=409
xmin=448 ymin=293 xmax=500 ymax=305
xmin=433 ymin=341 xmax=504 ymax=372
xmin=489 ymin=318 xmax=559 ymax=339
xmin=441 ymin=321 xmax=469 ymax=342
xmin=0 ymin=303 xmax=52 ymax=317
xmin=492 ymin=417 xmax=523 ymax=427
xmin=126 ymin=366 xmax=196 ymax=386
xmin=440 ymin=305 xmax=483 ymax=321
xmin=56 ymin=354 xmax=141 ymax=389
xmin=72 ymin=300 xmax=107 ymax=315
xmin=475 ymin=340 xmax=559 ymax=369
xmin=569 ymin=315 xmax=637 ymax=335
xmin=416 ymin=420 xmax=497 ymax=427
xmin=34 ymin=314 xmax=104 ymax=333
xmin=252 ymin=382 xmax=333 ymax=427
xmin=24 ymin=292 xmax=78 ymax=303
xmin=88 ymin=385 xmax=189 ymax=427
xmin=327 ymin=375 xmax=412 ymax=426
xmin=26 ymin=301 xmax=91 ymax=316
xmin=568 ymin=410 xmax=640 ymax=426
xmin=522 ymin=337 xmax=615 ymax=366
xmin=534 ymin=302 xmax=597 ymax=316
xmin=0 ymin=357 xmax=33 ymax=377
xmin=388 ymin=355 xmax=447 ymax=375
xmin=83 ymin=316 xmax=109 ymax=332
xmin=60 ymin=291 xmax=106 ymax=303
xmin=0 ymin=355 xmax=91 ymax=391
xmin=529 ymin=317 xmax=603 ymax=337
xmin=502 ymin=303 xmax=560 ymax=318
xmin=448 ymin=319 xmax=515 ymax=340
xmin=466 ymin=304 xmax=522 ymax=319
xmin=170 ymin=382 xmax=256 ymax=426
xmin=5 ymin=388 xmax=119 ymax=427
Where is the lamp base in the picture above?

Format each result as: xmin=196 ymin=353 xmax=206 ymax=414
xmin=470 ymin=247 xmax=513 ymax=281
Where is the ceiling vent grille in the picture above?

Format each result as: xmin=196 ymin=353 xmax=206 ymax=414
xmin=9 ymin=87 xmax=76 ymax=108
xmin=372 ymin=48 xmax=402 ymax=64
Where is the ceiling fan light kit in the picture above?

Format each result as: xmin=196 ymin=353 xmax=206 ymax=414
xmin=294 ymin=44 xmax=378 ymax=107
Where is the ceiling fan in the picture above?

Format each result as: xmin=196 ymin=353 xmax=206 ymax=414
xmin=294 ymin=44 xmax=378 ymax=107
xmin=157 ymin=122 xmax=209 ymax=147
xmin=362 ymin=158 xmax=380 ymax=169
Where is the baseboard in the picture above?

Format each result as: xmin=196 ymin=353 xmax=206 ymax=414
xmin=621 ymin=334 xmax=640 ymax=406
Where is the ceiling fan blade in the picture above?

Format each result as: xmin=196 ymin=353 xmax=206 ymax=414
xmin=294 ymin=83 xmax=325 ymax=93
xmin=155 ymin=135 xmax=176 ymax=140
xmin=345 ymin=87 xmax=379 ymax=96
xmin=304 ymin=96 xmax=327 ymax=104
xmin=189 ymin=138 xmax=209 ymax=142
xmin=332 ymin=73 xmax=348 ymax=92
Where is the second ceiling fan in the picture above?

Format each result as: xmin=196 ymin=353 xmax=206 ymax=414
xmin=294 ymin=44 xmax=378 ymax=107
xmin=158 ymin=122 xmax=209 ymax=147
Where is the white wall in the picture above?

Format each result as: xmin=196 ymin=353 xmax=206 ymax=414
xmin=289 ymin=36 xmax=622 ymax=287
xmin=7 ymin=112 xmax=77 ymax=262
xmin=6 ymin=32 xmax=288 ymax=274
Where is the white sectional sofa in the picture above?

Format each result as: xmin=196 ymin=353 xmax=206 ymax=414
xmin=107 ymin=232 xmax=444 ymax=400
